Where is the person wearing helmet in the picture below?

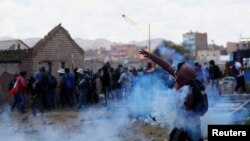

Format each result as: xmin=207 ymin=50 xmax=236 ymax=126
xmin=139 ymin=49 xmax=206 ymax=141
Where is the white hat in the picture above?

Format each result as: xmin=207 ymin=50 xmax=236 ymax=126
xmin=57 ymin=68 xmax=65 ymax=74
xmin=76 ymin=68 xmax=84 ymax=74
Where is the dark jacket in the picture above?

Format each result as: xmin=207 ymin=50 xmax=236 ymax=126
xmin=208 ymin=65 xmax=221 ymax=80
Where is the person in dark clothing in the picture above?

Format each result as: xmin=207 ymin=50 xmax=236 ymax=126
xmin=27 ymin=76 xmax=43 ymax=116
xmin=73 ymin=68 xmax=80 ymax=103
xmin=47 ymin=73 xmax=57 ymax=109
xmin=208 ymin=60 xmax=221 ymax=95
xmin=58 ymin=68 xmax=68 ymax=108
xmin=64 ymin=68 xmax=75 ymax=107
xmin=112 ymin=64 xmax=123 ymax=100
xmin=34 ymin=66 xmax=50 ymax=110
xmin=89 ymin=69 xmax=101 ymax=104
xmin=99 ymin=62 xmax=112 ymax=106
xmin=76 ymin=68 xmax=89 ymax=109
xmin=139 ymin=49 xmax=206 ymax=141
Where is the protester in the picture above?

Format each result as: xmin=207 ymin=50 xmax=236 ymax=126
xmin=47 ymin=73 xmax=57 ymax=109
xmin=118 ymin=67 xmax=134 ymax=98
xmin=99 ymin=61 xmax=112 ymax=105
xmin=233 ymin=56 xmax=246 ymax=94
xmin=58 ymin=68 xmax=70 ymax=108
xmin=208 ymin=60 xmax=221 ymax=95
xmin=139 ymin=49 xmax=207 ymax=141
xmin=13 ymin=71 xmax=28 ymax=113
xmin=112 ymin=64 xmax=123 ymax=100
xmin=76 ymin=68 xmax=89 ymax=109
xmin=34 ymin=66 xmax=50 ymax=110
xmin=64 ymin=68 xmax=75 ymax=107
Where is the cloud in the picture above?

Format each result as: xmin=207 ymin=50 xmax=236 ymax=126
xmin=0 ymin=0 xmax=250 ymax=46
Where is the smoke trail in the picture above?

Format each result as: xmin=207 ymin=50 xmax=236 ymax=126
xmin=122 ymin=15 xmax=147 ymax=37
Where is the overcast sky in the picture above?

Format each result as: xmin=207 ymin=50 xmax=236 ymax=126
xmin=0 ymin=0 xmax=250 ymax=46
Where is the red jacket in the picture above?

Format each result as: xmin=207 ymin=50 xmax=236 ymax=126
xmin=16 ymin=75 xmax=27 ymax=93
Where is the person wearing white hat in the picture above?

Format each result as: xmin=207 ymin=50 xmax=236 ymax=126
xmin=57 ymin=68 xmax=65 ymax=74
xmin=76 ymin=68 xmax=84 ymax=75
xmin=76 ymin=68 xmax=88 ymax=109
xmin=57 ymin=68 xmax=67 ymax=108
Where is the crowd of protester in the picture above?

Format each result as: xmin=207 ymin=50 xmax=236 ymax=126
xmin=8 ymin=56 xmax=247 ymax=115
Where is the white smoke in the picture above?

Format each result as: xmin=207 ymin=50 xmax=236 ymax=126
xmin=128 ymin=74 xmax=190 ymax=133
xmin=155 ymin=41 xmax=186 ymax=66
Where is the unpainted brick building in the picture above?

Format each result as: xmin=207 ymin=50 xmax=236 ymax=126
xmin=0 ymin=24 xmax=84 ymax=94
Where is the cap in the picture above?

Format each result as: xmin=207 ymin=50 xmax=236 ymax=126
xmin=57 ymin=68 xmax=65 ymax=74
xmin=76 ymin=68 xmax=84 ymax=74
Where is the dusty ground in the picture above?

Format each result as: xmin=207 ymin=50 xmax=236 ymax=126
xmin=0 ymin=108 xmax=169 ymax=141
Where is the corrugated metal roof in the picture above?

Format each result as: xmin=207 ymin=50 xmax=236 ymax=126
xmin=0 ymin=40 xmax=30 ymax=50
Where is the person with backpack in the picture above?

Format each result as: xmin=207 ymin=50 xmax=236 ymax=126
xmin=139 ymin=49 xmax=208 ymax=141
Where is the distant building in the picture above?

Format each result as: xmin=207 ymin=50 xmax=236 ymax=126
xmin=197 ymin=49 xmax=221 ymax=64
xmin=226 ymin=42 xmax=238 ymax=54
xmin=0 ymin=24 xmax=84 ymax=93
xmin=236 ymin=40 xmax=250 ymax=50
xmin=183 ymin=31 xmax=208 ymax=57
xmin=197 ymin=48 xmax=230 ymax=66
xmin=208 ymin=44 xmax=224 ymax=50
xmin=84 ymin=49 xmax=98 ymax=60
xmin=0 ymin=39 xmax=30 ymax=50
xmin=110 ymin=44 xmax=144 ymax=62
xmin=226 ymin=40 xmax=250 ymax=54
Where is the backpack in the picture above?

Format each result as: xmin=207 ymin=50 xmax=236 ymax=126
xmin=188 ymin=79 xmax=209 ymax=116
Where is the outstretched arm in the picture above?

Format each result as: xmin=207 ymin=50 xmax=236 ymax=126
xmin=139 ymin=49 xmax=176 ymax=77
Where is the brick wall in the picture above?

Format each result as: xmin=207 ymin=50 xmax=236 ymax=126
xmin=23 ymin=28 xmax=84 ymax=79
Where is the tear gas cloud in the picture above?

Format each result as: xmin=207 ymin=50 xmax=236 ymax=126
xmin=156 ymin=41 xmax=186 ymax=66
